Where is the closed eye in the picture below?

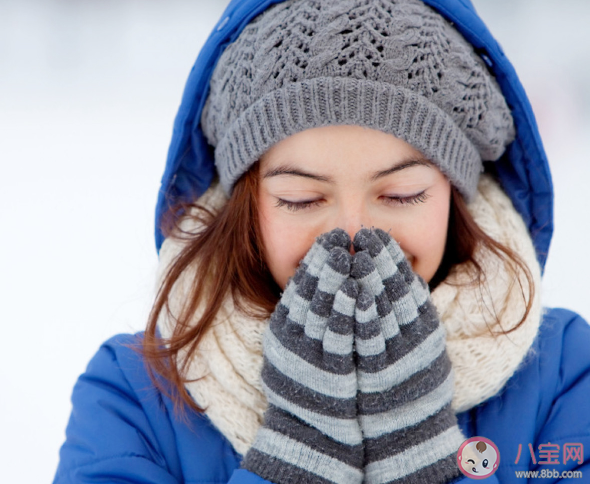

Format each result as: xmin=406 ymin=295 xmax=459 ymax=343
xmin=382 ymin=191 xmax=430 ymax=206
xmin=274 ymin=198 xmax=323 ymax=212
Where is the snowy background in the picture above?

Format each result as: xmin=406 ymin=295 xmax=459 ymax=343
xmin=1 ymin=0 xmax=589 ymax=482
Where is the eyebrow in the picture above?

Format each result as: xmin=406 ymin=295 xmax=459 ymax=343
xmin=262 ymin=157 xmax=433 ymax=183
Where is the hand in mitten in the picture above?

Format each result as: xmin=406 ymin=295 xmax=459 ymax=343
xmin=242 ymin=228 xmax=364 ymax=484
xmin=350 ymin=228 xmax=464 ymax=484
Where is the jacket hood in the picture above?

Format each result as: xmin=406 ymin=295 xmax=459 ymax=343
xmin=154 ymin=0 xmax=553 ymax=273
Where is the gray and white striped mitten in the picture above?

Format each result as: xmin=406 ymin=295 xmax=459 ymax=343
xmin=242 ymin=228 xmax=364 ymax=484
xmin=351 ymin=228 xmax=464 ymax=484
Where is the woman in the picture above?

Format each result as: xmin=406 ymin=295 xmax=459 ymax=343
xmin=54 ymin=0 xmax=590 ymax=483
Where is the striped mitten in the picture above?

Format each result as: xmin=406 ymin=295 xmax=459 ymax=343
xmin=242 ymin=228 xmax=364 ymax=484
xmin=350 ymin=228 xmax=464 ymax=484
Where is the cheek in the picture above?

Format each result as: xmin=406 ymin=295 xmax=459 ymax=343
xmin=391 ymin=201 xmax=449 ymax=283
xmin=259 ymin=201 xmax=316 ymax=289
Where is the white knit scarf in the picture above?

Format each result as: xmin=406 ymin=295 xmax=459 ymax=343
xmin=156 ymin=174 xmax=543 ymax=456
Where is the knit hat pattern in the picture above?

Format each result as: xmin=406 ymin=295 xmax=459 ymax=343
xmin=201 ymin=0 xmax=515 ymax=200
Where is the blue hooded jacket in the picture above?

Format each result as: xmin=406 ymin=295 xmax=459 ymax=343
xmin=54 ymin=1 xmax=590 ymax=483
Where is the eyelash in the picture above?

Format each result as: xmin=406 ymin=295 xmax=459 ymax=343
xmin=383 ymin=191 xmax=430 ymax=206
xmin=275 ymin=191 xmax=430 ymax=212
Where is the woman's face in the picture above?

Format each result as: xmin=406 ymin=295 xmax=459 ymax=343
xmin=258 ymin=125 xmax=452 ymax=290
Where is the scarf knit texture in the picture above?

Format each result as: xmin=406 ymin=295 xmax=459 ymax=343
xmin=156 ymin=174 xmax=542 ymax=456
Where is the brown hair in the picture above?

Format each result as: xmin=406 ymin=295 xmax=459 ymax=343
xmin=429 ymin=183 xmax=535 ymax=333
xmin=141 ymin=165 xmax=534 ymax=417
xmin=476 ymin=442 xmax=488 ymax=453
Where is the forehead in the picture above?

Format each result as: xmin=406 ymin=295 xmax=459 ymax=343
xmin=462 ymin=445 xmax=479 ymax=459
xmin=259 ymin=125 xmax=441 ymax=183
xmin=260 ymin=125 xmax=425 ymax=163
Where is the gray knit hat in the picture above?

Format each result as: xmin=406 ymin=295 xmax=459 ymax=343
xmin=201 ymin=0 xmax=515 ymax=201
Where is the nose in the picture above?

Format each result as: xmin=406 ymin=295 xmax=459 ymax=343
xmin=334 ymin=205 xmax=370 ymax=254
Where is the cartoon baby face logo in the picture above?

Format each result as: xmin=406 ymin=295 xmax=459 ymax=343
xmin=457 ymin=436 xmax=500 ymax=479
